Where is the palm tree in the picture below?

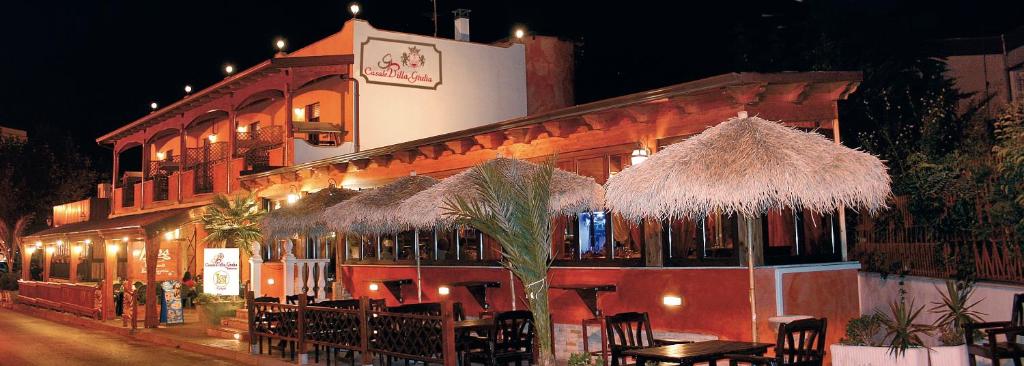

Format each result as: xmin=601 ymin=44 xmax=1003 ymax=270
xmin=197 ymin=194 xmax=265 ymax=257
xmin=445 ymin=159 xmax=557 ymax=366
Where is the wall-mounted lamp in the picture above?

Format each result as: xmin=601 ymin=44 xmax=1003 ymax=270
xmin=286 ymin=186 xmax=300 ymax=205
xmin=236 ymin=125 xmax=248 ymax=133
xmin=107 ymin=244 xmax=120 ymax=254
xmin=369 ymin=283 xmax=380 ymax=291
xmin=56 ymin=240 xmax=63 ymax=246
xmin=72 ymin=245 xmax=83 ymax=255
xmin=35 ymin=241 xmax=42 ymax=248
xmin=26 ymin=246 xmax=36 ymax=254
xmin=663 ymin=295 xmax=683 ymax=307
xmin=292 ymin=107 xmax=306 ymax=122
xmin=207 ymin=134 xmax=218 ymax=143
xmin=131 ymin=249 xmax=141 ymax=257
xmin=267 ymin=278 xmax=275 ymax=285
xmin=122 ymin=236 xmax=130 ymax=243
xmin=438 ymin=286 xmax=450 ymax=295
xmin=630 ymin=145 xmax=650 ymax=165
xmin=45 ymin=246 xmax=55 ymax=254
xmin=156 ymin=151 xmax=166 ymax=161
xmin=84 ymin=239 xmax=91 ymax=244
xmin=164 ymin=231 xmax=174 ymax=241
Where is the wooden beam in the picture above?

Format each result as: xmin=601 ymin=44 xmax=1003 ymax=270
xmin=541 ymin=119 xmax=583 ymax=138
xmin=775 ymin=82 xmax=811 ymax=104
xmin=351 ymin=158 xmax=371 ymax=171
xmin=473 ymin=132 xmax=507 ymax=150
xmin=622 ymin=104 xmax=660 ymax=124
xmin=328 ymin=162 xmax=349 ymax=175
xmin=724 ymin=83 xmax=767 ymax=106
xmin=371 ymin=155 xmax=392 ymax=168
xmin=418 ymin=144 xmax=448 ymax=160
xmin=444 ymin=138 xmax=478 ymax=155
xmin=504 ymin=128 xmax=531 ymax=144
xmin=581 ymin=111 xmax=620 ymax=130
xmin=392 ymin=149 xmax=420 ymax=164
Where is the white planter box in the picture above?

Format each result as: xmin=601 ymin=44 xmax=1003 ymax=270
xmin=831 ymin=344 xmax=968 ymax=366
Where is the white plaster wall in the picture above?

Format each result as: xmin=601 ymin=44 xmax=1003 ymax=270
xmin=293 ymin=140 xmax=355 ymax=165
xmin=353 ymin=22 xmax=527 ymax=150
xmin=858 ymin=272 xmax=1024 ymax=345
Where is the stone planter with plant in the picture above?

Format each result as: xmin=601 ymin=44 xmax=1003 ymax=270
xmin=196 ymin=293 xmax=244 ymax=328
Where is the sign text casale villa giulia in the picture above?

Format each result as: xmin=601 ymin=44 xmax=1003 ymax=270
xmin=360 ymin=37 xmax=442 ymax=90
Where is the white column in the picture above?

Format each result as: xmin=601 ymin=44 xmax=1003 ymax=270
xmin=249 ymin=242 xmax=263 ymax=297
xmin=282 ymin=239 xmax=295 ymax=300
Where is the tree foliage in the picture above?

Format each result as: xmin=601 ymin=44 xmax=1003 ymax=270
xmin=196 ymin=194 xmax=265 ymax=257
xmin=443 ymin=159 xmax=557 ymax=366
xmin=0 ymin=135 xmax=100 ymax=271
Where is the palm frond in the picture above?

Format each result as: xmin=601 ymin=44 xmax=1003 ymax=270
xmin=196 ymin=193 xmax=265 ymax=257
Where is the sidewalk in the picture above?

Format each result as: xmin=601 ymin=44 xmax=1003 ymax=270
xmin=11 ymin=304 xmax=296 ymax=366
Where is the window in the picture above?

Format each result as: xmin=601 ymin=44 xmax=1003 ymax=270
xmin=664 ymin=212 xmax=741 ymax=265
xmin=762 ymin=210 xmax=840 ymax=265
xmin=306 ymin=103 xmax=321 ymax=123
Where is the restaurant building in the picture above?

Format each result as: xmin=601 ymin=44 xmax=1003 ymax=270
xmin=24 ymin=15 xmax=862 ymax=359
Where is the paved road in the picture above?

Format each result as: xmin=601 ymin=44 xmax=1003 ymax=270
xmin=0 ymin=309 xmax=242 ymax=366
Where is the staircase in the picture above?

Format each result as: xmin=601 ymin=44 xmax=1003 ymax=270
xmin=206 ymin=308 xmax=250 ymax=341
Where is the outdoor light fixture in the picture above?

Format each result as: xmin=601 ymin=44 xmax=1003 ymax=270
xmin=369 ymin=283 xmax=380 ymax=291
xmin=35 ymin=241 xmax=42 ymax=248
xmin=45 ymin=246 xmax=55 ymax=254
xmin=122 ymin=236 xmax=129 ymax=243
xmin=164 ymin=231 xmax=174 ymax=241
xmin=72 ymin=245 xmax=82 ymax=255
xmin=207 ymin=134 xmax=218 ymax=143
xmin=156 ymin=151 xmax=166 ymax=161
xmin=630 ymin=146 xmax=650 ymax=165
xmin=514 ymin=28 xmax=526 ymax=39
xmin=292 ymin=107 xmax=305 ymax=122
xmin=663 ymin=295 xmax=683 ymax=306
xmin=348 ymin=2 xmax=361 ymax=17
xmin=236 ymin=125 xmax=248 ymax=133
xmin=275 ymin=38 xmax=286 ymax=51
xmin=286 ymin=186 xmax=300 ymax=205
xmin=26 ymin=247 xmax=35 ymax=254
xmin=438 ymin=286 xmax=450 ymax=295
xmin=131 ymin=249 xmax=141 ymax=257
xmin=233 ymin=333 xmax=242 ymax=340
xmin=224 ymin=64 xmax=235 ymax=75
xmin=84 ymin=239 xmax=91 ymax=244
xmin=56 ymin=239 xmax=63 ymax=246
xmin=150 ymin=102 xmax=159 ymax=110
xmin=107 ymin=244 xmax=119 ymax=253
xmin=267 ymin=278 xmax=275 ymax=285
xmin=184 ymin=85 xmax=193 ymax=94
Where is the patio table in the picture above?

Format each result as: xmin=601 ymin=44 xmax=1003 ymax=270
xmin=622 ymin=340 xmax=773 ymax=366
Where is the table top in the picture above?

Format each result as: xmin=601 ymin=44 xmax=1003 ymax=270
xmin=454 ymin=318 xmax=494 ymax=329
xmin=549 ymin=284 xmax=616 ymax=292
xmin=622 ymin=340 xmax=773 ymax=362
xmin=447 ymin=281 xmax=502 ymax=288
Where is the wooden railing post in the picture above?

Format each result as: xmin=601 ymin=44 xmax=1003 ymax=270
xmin=246 ymin=291 xmax=257 ymax=354
xmin=297 ymin=293 xmax=308 ymax=364
xmin=441 ymin=300 xmax=456 ymax=366
xmin=359 ymin=296 xmax=371 ymax=366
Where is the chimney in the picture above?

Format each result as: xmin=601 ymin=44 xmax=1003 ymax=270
xmin=453 ymin=9 xmax=471 ymax=41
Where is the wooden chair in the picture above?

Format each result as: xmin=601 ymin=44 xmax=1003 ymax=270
xmin=606 ymin=312 xmax=692 ymax=366
xmin=965 ymin=293 xmax=1024 ymax=366
xmin=726 ymin=318 xmax=827 ymax=366
xmin=465 ymin=310 xmax=535 ymax=366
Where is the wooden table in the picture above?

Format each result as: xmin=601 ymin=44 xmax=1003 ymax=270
xmin=454 ymin=318 xmax=494 ymax=331
xmin=623 ymin=340 xmax=774 ymax=366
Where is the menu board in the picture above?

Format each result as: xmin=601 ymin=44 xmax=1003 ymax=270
xmin=202 ymin=248 xmax=240 ymax=296
xmin=161 ymin=280 xmax=184 ymax=324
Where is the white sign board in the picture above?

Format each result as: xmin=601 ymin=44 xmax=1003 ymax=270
xmin=202 ymin=248 xmax=240 ymax=296
xmin=360 ymin=37 xmax=442 ymax=90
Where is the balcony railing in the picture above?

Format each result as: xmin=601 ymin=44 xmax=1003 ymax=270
xmin=119 ymin=173 xmax=141 ymax=208
xmin=236 ymin=126 xmax=283 ymax=174
xmin=853 ymin=238 xmax=1024 ymax=284
xmin=186 ymin=142 xmax=228 ymax=194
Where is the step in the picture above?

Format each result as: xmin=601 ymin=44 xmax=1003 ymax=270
xmin=235 ymin=308 xmax=248 ymax=319
xmin=221 ymin=316 xmax=249 ymax=329
xmin=205 ymin=326 xmax=249 ymax=342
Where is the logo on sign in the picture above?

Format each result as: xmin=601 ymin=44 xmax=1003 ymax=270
xmin=360 ymin=37 xmax=442 ymax=89
xmin=202 ymin=248 xmax=240 ymax=296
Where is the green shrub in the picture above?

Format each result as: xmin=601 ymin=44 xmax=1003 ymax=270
xmin=0 ymin=272 xmax=19 ymax=291
xmin=841 ymin=313 xmax=883 ymax=346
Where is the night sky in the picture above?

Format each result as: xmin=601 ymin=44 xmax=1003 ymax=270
xmin=1 ymin=0 xmax=1021 ymax=177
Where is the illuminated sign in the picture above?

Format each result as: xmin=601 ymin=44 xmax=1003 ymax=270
xmin=360 ymin=37 xmax=442 ymax=90
xmin=202 ymin=248 xmax=240 ymax=296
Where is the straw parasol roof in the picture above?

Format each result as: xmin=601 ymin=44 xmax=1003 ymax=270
xmin=262 ymin=186 xmax=360 ymax=239
xmin=322 ymin=175 xmax=440 ymax=234
xmin=605 ymin=115 xmax=891 ymax=221
xmin=397 ymin=157 xmax=606 ymax=230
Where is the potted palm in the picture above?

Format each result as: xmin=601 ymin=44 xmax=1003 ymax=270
xmin=194 ymin=194 xmax=263 ymax=328
xmin=831 ymin=280 xmax=976 ymax=366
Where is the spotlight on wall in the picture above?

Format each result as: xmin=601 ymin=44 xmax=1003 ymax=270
xmin=438 ymin=286 xmax=450 ymax=295
xmin=348 ymin=2 xmax=361 ymax=17
xmin=662 ymin=295 xmax=683 ymax=307
xmin=184 ymin=85 xmax=193 ymax=94
xmin=369 ymin=283 xmax=380 ymax=291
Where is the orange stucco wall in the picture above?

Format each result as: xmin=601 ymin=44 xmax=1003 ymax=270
xmin=781 ymin=269 xmax=860 ymax=350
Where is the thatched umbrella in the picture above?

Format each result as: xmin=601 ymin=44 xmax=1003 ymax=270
xmin=398 ymin=157 xmax=606 ymax=230
xmin=262 ymin=186 xmax=360 ymax=240
xmin=322 ymin=174 xmax=439 ymax=301
xmin=605 ymin=114 xmax=890 ymax=341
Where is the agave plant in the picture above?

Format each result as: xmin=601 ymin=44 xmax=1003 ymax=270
xmin=444 ymin=159 xmax=558 ymax=366
xmin=930 ymin=280 xmax=985 ymax=345
xmin=877 ymin=298 xmax=934 ymax=357
xmin=196 ymin=194 xmax=265 ymax=257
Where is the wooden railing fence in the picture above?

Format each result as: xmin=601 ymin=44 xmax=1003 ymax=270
xmin=853 ymin=239 xmax=1024 ymax=284
xmin=17 ymin=281 xmax=102 ymax=319
xmin=246 ymin=292 xmax=457 ymax=366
